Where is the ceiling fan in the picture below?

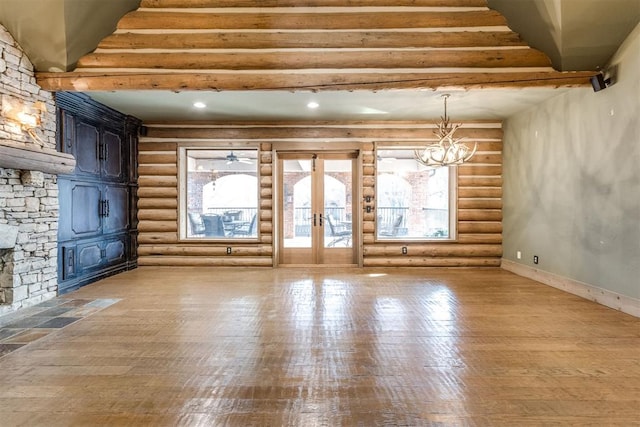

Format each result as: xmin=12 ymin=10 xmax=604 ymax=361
xmin=225 ymin=151 xmax=253 ymax=165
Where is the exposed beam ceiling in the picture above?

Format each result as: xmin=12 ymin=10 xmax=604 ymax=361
xmin=1 ymin=0 xmax=638 ymax=121
xmin=35 ymin=0 xmax=595 ymax=92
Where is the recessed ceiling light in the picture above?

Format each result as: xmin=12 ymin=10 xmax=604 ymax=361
xmin=193 ymin=101 xmax=206 ymax=109
xmin=307 ymin=101 xmax=319 ymax=109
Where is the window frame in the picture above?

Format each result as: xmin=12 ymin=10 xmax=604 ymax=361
xmin=178 ymin=143 xmax=261 ymax=242
xmin=374 ymin=144 xmax=458 ymax=243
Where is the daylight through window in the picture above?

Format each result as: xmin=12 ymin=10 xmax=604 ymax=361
xmin=180 ymin=148 xmax=259 ymax=240
xmin=376 ymin=147 xmax=456 ymax=240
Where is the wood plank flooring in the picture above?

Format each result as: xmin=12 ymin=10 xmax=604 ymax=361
xmin=0 ymin=267 xmax=638 ymax=426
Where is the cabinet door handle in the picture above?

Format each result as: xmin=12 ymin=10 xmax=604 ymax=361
xmin=99 ymin=199 xmax=109 ymax=217
xmin=319 ymin=214 xmax=323 ymax=227
xmin=313 ymin=213 xmax=317 ymax=226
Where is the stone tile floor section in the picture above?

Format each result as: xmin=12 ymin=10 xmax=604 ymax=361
xmin=0 ymin=297 xmax=120 ymax=357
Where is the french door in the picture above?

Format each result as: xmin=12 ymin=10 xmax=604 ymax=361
xmin=278 ymin=152 xmax=358 ymax=265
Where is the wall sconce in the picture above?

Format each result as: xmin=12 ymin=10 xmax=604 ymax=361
xmin=1 ymin=94 xmax=46 ymax=144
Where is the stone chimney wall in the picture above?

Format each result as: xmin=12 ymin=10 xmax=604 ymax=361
xmin=0 ymin=24 xmax=58 ymax=316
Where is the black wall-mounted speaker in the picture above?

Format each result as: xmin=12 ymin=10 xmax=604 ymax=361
xmin=591 ymin=73 xmax=608 ymax=92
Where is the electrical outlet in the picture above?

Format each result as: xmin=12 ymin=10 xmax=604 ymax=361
xmin=533 ymin=255 xmax=539 ymax=264
xmin=226 ymin=247 xmax=232 ymax=255
xmin=402 ymin=246 xmax=407 ymax=255
xmin=516 ymin=251 xmax=522 ymax=260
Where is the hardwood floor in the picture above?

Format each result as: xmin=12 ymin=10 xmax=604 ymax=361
xmin=0 ymin=267 xmax=638 ymax=426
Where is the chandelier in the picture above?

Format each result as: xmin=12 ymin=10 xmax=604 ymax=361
xmin=414 ymin=94 xmax=477 ymax=168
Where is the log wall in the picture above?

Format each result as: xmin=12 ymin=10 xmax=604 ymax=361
xmin=137 ymin=122 xmax=502 ymax=267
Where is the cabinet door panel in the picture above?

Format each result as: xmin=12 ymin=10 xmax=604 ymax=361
xmin=103 ymin=185 xmax=129 ymax=234
xmin=77 ymin=242 xmax=103 ymax=273
xmin=71 ymin=183 xmax=102 ymax=237
xmin=75 ymin=121 xmax=100 ymax=176
xmin=104 ymin=237 xmax=127 ymax=265
xmin=58 ymin=180 xmax=102 ymax=240
xmin=102 ymin=130 xmax=124 ymax=181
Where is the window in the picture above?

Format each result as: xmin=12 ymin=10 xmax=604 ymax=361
xmin=179 ymin=147 xmax=259 ymax=240
xmin=376 ymin=147 xmax=456 ymax=240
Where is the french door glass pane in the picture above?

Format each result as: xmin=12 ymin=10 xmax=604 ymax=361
xmin=283 ymin=159 xmax=312 ymax=248
xmin=324 ymin=160 xmax=352 ymax=248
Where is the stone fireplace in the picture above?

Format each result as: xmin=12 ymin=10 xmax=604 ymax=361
xmin=0 ymin=25 xmax=73 ymax=316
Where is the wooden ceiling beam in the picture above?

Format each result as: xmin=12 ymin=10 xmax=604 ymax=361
xmin=117 ymin=11 xmax=506 ymax=30
xmin=141 ymin=0 xmax=489 ymax=7
xmin=99 ymin=31 xmax=526 ymax=50
xmin=98 ymin=31 xmax=526 ymax=50
xmin=36 ymin=70 xmax=595 ymax=92
xmin=78 ymin=49 xmax=551 ymax=70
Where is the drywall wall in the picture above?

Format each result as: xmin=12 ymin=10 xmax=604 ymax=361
xmin=502 ymin=22 xmax=640 ymax=299
xmin=63 ymin=0 xmax=140 ymax=69
xmin=0 ymin=0 xmax=66 ymax=71
xmin=0 ymin=0 xmax=139 ymax=71
xmin=488 ymin=0 xmax=640 ymax=70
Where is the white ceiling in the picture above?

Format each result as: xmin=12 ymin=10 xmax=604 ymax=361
xmin=88 ymin=87 xmax=578 ymax=122
xmin=1 ymin=0 xmax=638 ymax=122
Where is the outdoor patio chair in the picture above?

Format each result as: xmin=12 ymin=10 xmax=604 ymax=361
xmin=326 ymin=213 xmax=351 ymax=247
xmin=232 ymin=214 xmax=257 ymax=237
xmin=202 ymin=214 xmax=226 ymax=237
xmin=379 ymin=214 xmax=403 ymax=237
xmin=188 ymin=212 xmax=206 ymax=236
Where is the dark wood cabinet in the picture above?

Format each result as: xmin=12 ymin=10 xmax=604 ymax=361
xmin=102 ymin=131 xmax=125 ymax=181
xmin=62 ymin=116 xmax=126 ymax=182
xmin=60 ymin=235 xmax=128 ymax=282
xmin=58 ymin=181 xmax=130 ymax=241
xmin=103 ymin=184 xmax=129 ymax=234
xmin=58 ymin=180 xmax=102 ymax=240
xmin=56 ymin=93 xmax=140 ymax=294
xmin=74 ymin=122 xmax=100 ymax=176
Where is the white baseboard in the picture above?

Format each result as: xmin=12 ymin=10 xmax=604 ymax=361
xmin=501 ymin=259 xmax=640 ymax=318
